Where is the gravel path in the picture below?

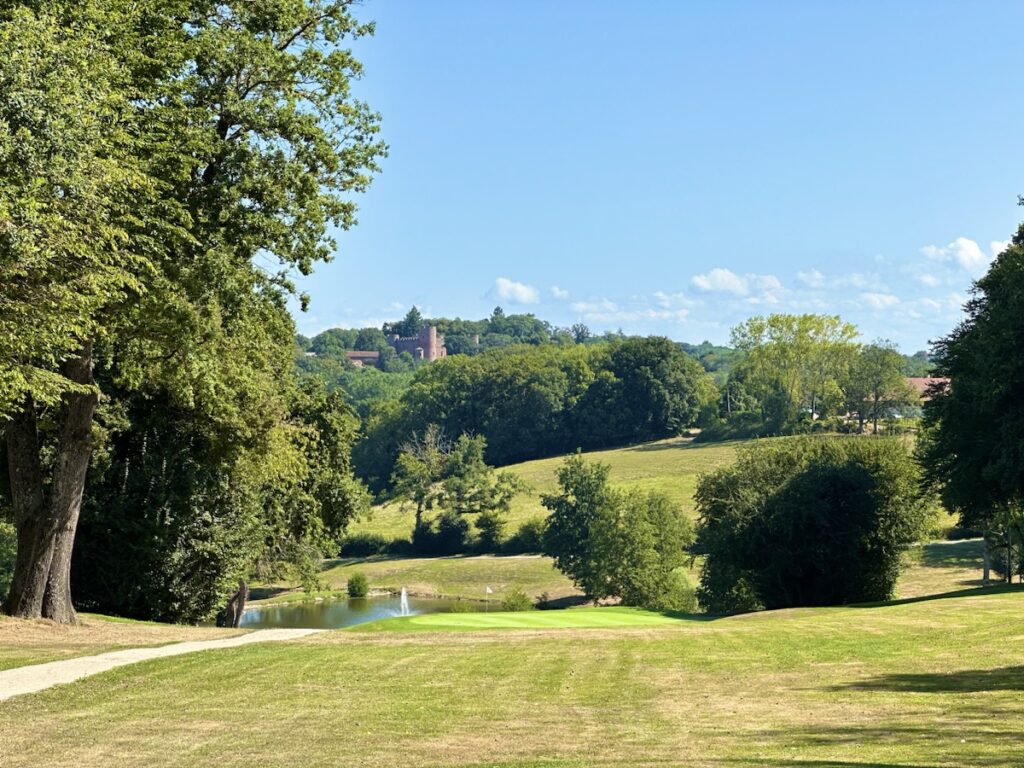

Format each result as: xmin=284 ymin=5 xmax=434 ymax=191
xmin=0 ymin=628 xmax=323 ymax=702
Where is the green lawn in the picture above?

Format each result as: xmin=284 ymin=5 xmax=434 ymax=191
xmin=351 ymin=436 xmax=741 ymax=540
xmin=354 ymin=605 xmax=695 ymax=632
xmin=2 ymin=588 xmax=1022 ymax=766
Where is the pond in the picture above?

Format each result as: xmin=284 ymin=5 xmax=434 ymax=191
xmin=240 ymin=594 xmax=485 ymax=630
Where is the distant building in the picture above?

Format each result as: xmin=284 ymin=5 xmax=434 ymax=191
xmin=906 ymin=377 xmax=949 ymax=400
xmin=345 ymin=350 xmax=380 ymax=368
xmin=388 ymin=325 xmax=447 ymax=362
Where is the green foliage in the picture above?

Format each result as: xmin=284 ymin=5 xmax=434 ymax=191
xmin=918 ymin=222 xmax=1024 ymax=583
xmin=474 ymin=510 xmax=507 ymax=553
xmin=412 ymin=510 xmax=470 ymax=556
xmin=346 ymin=572 xmax=369 ymax=598
xmin=72 ymin=379 xmax=370 ymax=622
xmin=355 ymin=339 xmax=716 ymax=490
xmin=695 ymin=437 xmax=931 ymax=613
xmin=542 ymin=455 xmax=695 ymax=608
xmin=499 ymin=587 xmax=535 ymax=612
xmin=504 ymin=517 xmax=547 ymax=554
xmin=1 ymin=1 xmax=385 ymax=620
xmin=845 ymin=341 xmax=918 ymax=433
xmin=339 ymin=533 xmax=390 ymax=558
xmin=730 ymin=314 xmax=859 ymax=429
xmin=541 ymin=455 xmax=613 ymax=591
xmin=0 ymin=521 xmax=14 ymax=598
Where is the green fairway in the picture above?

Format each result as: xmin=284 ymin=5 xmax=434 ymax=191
xmin=354 ymin=605 xmax=691 ymax=632
xmin=2 ymin=589 xmax=1022 ymax=767
xmin=351 ymin=436 xmax=741 ymax=540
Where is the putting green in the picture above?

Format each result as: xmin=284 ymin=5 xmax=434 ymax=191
xmin=352 ymin=606 xmax=694 ymax=632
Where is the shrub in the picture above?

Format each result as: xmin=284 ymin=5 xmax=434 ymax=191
xmin=695 ymin=436 xmax=931 ymax=613
xmin=474 ymin=509 xmax=506 ymax=553
xmin=346 ymin=572 xmax=369 ymax=598
xmin=339 ymin=532 xmax=389 ymax=557
xmin=643 ymin=570 xmax=698 ymax=613
xmin=386 ymin=537 xmax=414 ymax=556
xmin=499 ymin=587 xmax=534 ymax=611
xmin=411 ymin=510 xmax=470 ymax=555
xmin=503 ymin=516 xmax=546 ymax=554
xmin=446 ymin=599 xmax=476 ymax=613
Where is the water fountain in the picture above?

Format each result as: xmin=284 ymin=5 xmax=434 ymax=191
xmin=399 ymin=586 xmax=410 ymax=616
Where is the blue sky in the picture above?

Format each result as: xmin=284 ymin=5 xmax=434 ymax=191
xmin=291 ymin=1 xmax=1024 ymax=353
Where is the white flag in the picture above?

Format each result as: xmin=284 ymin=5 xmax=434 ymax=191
xmin=485 ymin=586 xmax=493 ymax=594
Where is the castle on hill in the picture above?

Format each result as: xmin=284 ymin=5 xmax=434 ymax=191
xmin=388 ymin=324 xmax=447 ymax=362
xmin=344 ymin=325 xmax=447 ymax=368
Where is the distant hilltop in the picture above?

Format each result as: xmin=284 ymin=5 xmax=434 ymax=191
xmin=343 ymin=324 xmax=451 ymax=368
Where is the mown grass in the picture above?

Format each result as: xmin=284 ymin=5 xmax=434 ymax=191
xmin=0 ymin=614 xmax=245 ymax=671
xmin=1 ymin=588 xmax=1021 ymax=767
xmin=351 ymin=436 xmax=741 ymax=540
xmin=353 ymin=605 xmax=695 ymax=632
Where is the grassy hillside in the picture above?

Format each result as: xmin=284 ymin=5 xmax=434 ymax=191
xmin=352 ymin=436 xmax=741 ymax=540
xmin=2 ymin=588 xmax=1021 ymax=766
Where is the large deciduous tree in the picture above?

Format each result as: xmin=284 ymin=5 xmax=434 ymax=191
xmin=1 ymin=0 xmax=385 ymax=622
xmin=918 ymin=221 xmax=1024 ymax=583
xmin=729 ymin=314 xmax=858 ymax=427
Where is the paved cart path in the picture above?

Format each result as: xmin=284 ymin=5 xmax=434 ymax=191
xmin=0 ymin=628 xmax=323 ymax=702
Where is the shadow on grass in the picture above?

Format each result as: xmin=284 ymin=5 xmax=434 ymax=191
xmin=918 ymin=538 xmax=985 ymax=569
xmin=724 ymin=761 xmax=937 ymax=768
xmin=849 ymin=582 xmax=1023 ymax=609
xmin=841 ymin=665 xmax=1024 ymax=693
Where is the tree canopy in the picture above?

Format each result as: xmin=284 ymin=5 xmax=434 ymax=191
xmin=918 ymin=221 xmax=1024 ymax=582
xmin=695 ymin=437 xmax=931 ymax=613
xmin=1 ymin=0 xmax=385 ymax=622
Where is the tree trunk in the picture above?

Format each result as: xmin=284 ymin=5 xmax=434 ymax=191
xmin=2 ymin=345 xmax=97 ymax=624
xmin=2 ymin=403 xmax=50 ymax=617
xmin=982 ymin=532 xmax=991 ymax=586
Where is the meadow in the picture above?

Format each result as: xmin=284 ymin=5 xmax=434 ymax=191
xmin=1 ymin=588 xmax=1021 ymax=767
xmin=349 ymin=436 xmax=741 ymax=540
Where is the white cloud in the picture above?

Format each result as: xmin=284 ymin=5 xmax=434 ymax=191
xmin=494 ymin=277 xmax=539 ymax=304
xmin=550 ymin=285 xmax=569 ymax=300
xmin=652 ymin=290 xmax=695 ymax=309
xmin=991 ymin=240 xmax=1010 ymax=258
xmin=570 ymin=298 xmax=618 ymax=315
xmin=861 ymin=292 xmax=900 ymax=310
xmin=691 ymin=267 xmax=749 ymax=295
xmin=797 ymin=269 xmax=825 ymax=288
xmin=916 ymin=272 xmax=941 ymax=288
xmin=921 ymin=237 xmax=998 ymax=277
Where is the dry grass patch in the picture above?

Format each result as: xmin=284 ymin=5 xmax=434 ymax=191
xmin=0 ymin=614 xmax=246 ymax=671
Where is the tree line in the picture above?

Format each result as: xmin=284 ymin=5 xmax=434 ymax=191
xmin=352 ymin=338 xmax=718 ymax=492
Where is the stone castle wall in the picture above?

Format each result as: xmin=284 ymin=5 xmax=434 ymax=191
xmin=388 ymin=325 xmax=447 ymax=361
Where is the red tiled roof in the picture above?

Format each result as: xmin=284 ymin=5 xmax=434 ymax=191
xmin=906 ymin=377 xmax=949 ymax=396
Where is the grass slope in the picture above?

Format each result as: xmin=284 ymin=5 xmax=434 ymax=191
xmin=1 ymin=589 xmax=1021 ymax=767
xmin=351 ymin=436 xmax=740 ymax=540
